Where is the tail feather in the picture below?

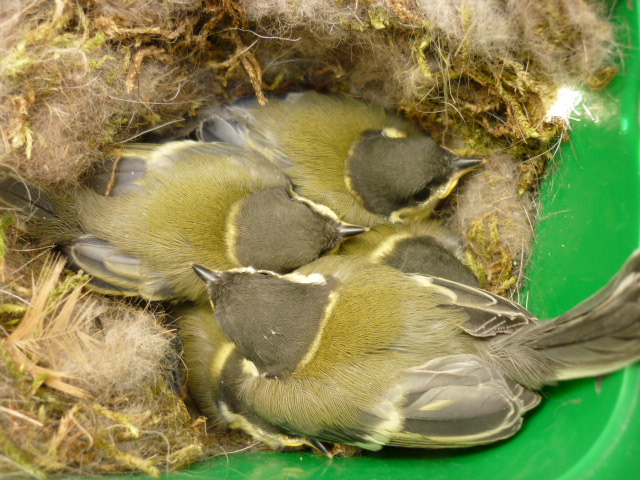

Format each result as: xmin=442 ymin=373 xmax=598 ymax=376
xmin=498 ymin=250 xmax=640 ymax=385
xmin=551 ymin=249 xmax=640 ymax=325
xmin=0 ymin=166 xmax=58 ymax=220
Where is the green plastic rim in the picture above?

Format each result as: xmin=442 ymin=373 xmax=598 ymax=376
xmin=89 ymin=2 xmax=640 ymax=479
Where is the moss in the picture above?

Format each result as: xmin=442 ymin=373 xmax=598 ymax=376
xmin=466 ymin=213 xmax=518 ymax=296
xmin=0 ymin=428 xmax=47 ymax=480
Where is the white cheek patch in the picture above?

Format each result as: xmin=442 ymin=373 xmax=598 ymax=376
xmin=209 ymin=343 xmax=236 ymax=381
xmin=217 ymin=267 xmax=325 ymax=284
xmin=292 ymin=193 xmax=340 ymax=221
xmin=294 ymin=290 xmax=339 ymax=372
xmin=389 ymin=196 xmax=439 ymax=223
xmin=342 ymin=170 xmax=362 ymax=201
xmin=284 ymin=272 xmax=328 ymax=285
xmin=146 ymin=141 xmax=197 ymax=170
xmin=223 ymin=200 xmax=245 ymax=266
xmin=219 ymin=402 xmax=262 ymax=436
xmin=381 ymin=127 xmax=408 ymax=138
xmin=227 ymin=266 xmax=257 ymax=274
xmin=242 ymin=358 xmax=260 ymax=377
xmin=368 ymin=233 xmax=413 ymax=263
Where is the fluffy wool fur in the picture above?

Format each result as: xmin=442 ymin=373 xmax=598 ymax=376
xmin=447 ymin=155 xmax=536 ymax=295
xmin=240 ymin=0 xmax=615 ymax=100
xmin=0 ymin=250 xmax=251 ymax=477
xmin=0 ymin=0 xmax=239 ymax=184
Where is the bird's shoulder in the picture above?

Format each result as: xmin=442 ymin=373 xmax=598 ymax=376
xmin=238 ymin=351 xmax=407 ymax=450
xmin=85 ymin=140 xmax=288 ymax=197
xmin=297 ymin=256 xmax=536 ymax=338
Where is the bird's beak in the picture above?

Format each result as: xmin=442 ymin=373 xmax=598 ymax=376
xmin=452 ymin=157 xmax=484 ymax=171
xmin=192 ymin=264 xmax=224 ymax=285
xmin=441 ymin=157 xmax=484 ymax=198
xmin=391 ymin=157 xmax=484 ymax=223
xmin=338 ymin=223 xmax=368 ymax=239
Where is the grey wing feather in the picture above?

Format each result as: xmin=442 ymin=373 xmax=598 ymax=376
xmin=62 ymin=234 xmax=177 ymax=300
xmin=84 ymin=156 xmax=147 ymax=196
xmin=423 ymin=275 xmax=536 ymax=336
xmin=0 ymin=166 xmax=57 ymax=219
xmin=198 ymin=101 xmax=294 ymax=169
xmin=197 ymin=102 xmax=257 ymax=145
xmin=85 ymin=141 xmax=265 ymax=197
xmin=391 ymin=354 xmax=540 ymax=447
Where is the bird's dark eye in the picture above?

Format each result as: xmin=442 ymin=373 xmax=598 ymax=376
xmin=257 ymin=271 xmax=271 ymax=276
xmin=412 ymin=186 xmax=431 ymax=203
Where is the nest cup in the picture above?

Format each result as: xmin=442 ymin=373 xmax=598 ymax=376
xmin=87 ymin=2 xmax=640 ymax=479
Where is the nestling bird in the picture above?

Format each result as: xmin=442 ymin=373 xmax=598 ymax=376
xmin=0 ymin=141 xmax=365 ymax=301
xmin=184 ymin=252 xmax=640 ymax=451
xmin=198 ymin=91 xmax=483 ymax=226
xmin=338 ymin=220 xmax=479 ymax=286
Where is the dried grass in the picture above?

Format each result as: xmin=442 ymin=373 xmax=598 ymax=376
xmin=0 ymin=239 xmax=252 ymax=478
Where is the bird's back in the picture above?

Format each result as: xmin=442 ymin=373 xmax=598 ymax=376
xmin=75 ymin=142 xmax=288 ymax=262
xmin=204 ymin=92 xmax=421 ymax=225
xmin=235 ymin=257 xmax=482 ymax=446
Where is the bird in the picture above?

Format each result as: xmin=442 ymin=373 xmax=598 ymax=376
xmin=184 ymin=251 xmax=640 ymax=452
xmin=176 ymin=301 xmax=345 ymax=454
xmin=197 ymin=91 xmax=483 ymax=227
xmin=0 ymin=141 xmax=366 ymax=301
xmin=338 ymin=220 xmax=479 ymax=286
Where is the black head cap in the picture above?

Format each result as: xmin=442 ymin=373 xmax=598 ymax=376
xmin=346 ymin=131 xmax=482 ymax=219
xmin=233 ymin=187 xmax=365 ymax=272
xmin=192 ymin=264 xmax=335 ymax=377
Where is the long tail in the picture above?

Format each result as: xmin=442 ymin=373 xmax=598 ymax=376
xmin=491 ymin=250 xmax=640 ymax=388
xmin=0 ymin=166 xmax=58 ymax=222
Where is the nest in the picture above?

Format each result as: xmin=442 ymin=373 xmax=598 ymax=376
xmin=0 ymin=0 xmax=619 ymax=477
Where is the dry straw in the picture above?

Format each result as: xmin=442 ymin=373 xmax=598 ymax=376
xmin=1 ymin=245 xmax=249 ymax=477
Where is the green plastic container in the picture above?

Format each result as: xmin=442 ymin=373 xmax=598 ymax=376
xmin=102 ymin=3 xmax=640 ymax=479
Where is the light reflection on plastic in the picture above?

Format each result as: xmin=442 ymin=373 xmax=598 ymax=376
xmin=619 ymin=117 xmax=629 ymax=133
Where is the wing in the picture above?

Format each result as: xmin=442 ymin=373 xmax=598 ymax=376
xmin=84 ymin=141 xmax=273 ymax=197
xmin=84 ymin=154 xmax=147 ymax=197
xmin=197 ymin=100 xmax=257 ymax=146
xmin=390 ymin=354 xmax=540 ymax=448
xmin=235 ymin=353 xmax=539 ymax=451
xmin=412 ymin=274 xmax=537 ymax=336
xmin=198 ymin=99 xmax=295 ymax=169
xmin=62 ymin=234 xmax=177 ymax=300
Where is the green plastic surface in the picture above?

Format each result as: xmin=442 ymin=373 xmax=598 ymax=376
xmin=96 ymin=2 xmax=640 ymax=479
